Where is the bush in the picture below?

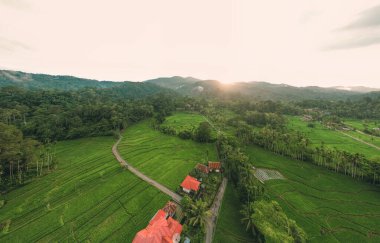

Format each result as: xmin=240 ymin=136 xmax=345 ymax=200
xmin=178 ymin=130 xmax=193 ymax=140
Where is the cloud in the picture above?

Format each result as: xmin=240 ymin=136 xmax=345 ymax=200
xmin=327 ymin=5 xmax=380 ymax=50
xmin=325 ymin=34 xmax=380 ymax=50
xmin=0 ymin=0 xmax=30 ymax=9
xmin=0 ymin=37 xmax=31 ymax=52
xmin=341 ymin=5 xmax=380 ymax=30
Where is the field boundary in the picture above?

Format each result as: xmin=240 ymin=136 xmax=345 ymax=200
xmin=338 ymin=131 xmax=380 ymax=151
xmin=112 ymin=136 xmax=183 ymax=203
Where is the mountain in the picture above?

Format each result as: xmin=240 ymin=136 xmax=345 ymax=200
xmin=145 ymin=77 xmax=377 ymax=101
xmin=0 ymin=70 xmax=173 ymax=99
xmin=332 ymin=86 xmax=380 ymax=93
xmin=2 ymin=70 xmax=378 ymax=101
xmin=0 ymin=70 xmax=124 ymax=90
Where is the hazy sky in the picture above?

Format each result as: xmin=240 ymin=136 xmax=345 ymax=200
xmin=1 ymin=0 xmax=380 ymax=87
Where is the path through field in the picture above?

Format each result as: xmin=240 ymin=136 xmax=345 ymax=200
xmin=339 ymin=131 xmax=380 ymax=151
xmin=205 ymin=178 xmax=228 ymax=243
xmin=112 ymin=136 xmax=183 ymax=203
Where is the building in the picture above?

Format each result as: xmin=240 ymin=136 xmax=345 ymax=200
xmin=196 ymin=163 xmax=209 ymax=174
xmin=180 ymin=175 xmax=200 ymax=193
xmin=208 ymin=161 xmax=221 ymax=172
xmin=132 ymin=209 xmax=182 ymax=243
xmin=162 ymin=201 xmax=177 ymax=217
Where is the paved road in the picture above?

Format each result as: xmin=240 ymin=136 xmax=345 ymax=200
xmin=339 ymin=131 xmax=380 ymax=151
xmin=205 ymin=177 xmax=228 ymax=243
xmin=112 ymin=136 xmax=183 ymax=203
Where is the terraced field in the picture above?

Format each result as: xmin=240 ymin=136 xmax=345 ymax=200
xmin=0 ymin=137 xmax=169 ymax=242
xmin=287 ymin=116 xmax=379 ymax=159
xmin=245 ymin=145 xmax=380 ymax=243
xmin=213 ymin=184 xmax=255 ymax=243
xmin=118 ymin=121 xmax=218 ymax=190
xmin=161 ymin=112 xmax=218 ymax=138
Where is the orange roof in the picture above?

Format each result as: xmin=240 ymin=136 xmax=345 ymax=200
xmin=180 ymin=175 xmax=200 ymax=191
xmin=133 ymin=209 xmax=182 ymax=243
xmin=208 ymin=161 xmax=221 ymax=170
xmin=196 ymin=163 xmax=209 ymax=174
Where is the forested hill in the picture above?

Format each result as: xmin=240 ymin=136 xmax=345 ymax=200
xmin=2 ymin=70 xmax=379 ymax=101
xmin=0 ymin=70 xmax=124 ymax=90
xmin=145 ymin=76 xmax=380 ymax=101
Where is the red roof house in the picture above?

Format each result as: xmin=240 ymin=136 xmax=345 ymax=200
xmin=208 ymin=161 xmax=221 ymax=172
xmin=133 ymin=209 xmax=182 ymax=243
xmin=196 ymin=163 xmax=209 ymax=174
xmin=180 ymin=175 xmax=200 ymax=193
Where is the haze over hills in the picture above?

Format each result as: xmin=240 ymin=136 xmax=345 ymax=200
xmin=1 ymin=69 xmax=379 ymax=101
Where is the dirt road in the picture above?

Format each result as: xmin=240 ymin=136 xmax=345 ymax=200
xmin=112 ymin=136 xmax=183 ymax=203
xmin=205 ymin=177 xmax=228 ymax=243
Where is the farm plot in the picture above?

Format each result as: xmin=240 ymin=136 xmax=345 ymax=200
xmin=0 ymin=137 xmax=169 ymax=242
xmin=253 ymin=168 xmax=285 ymax=183
xmin=287 ymin=116 xmax=379 ymax=159
xmin=118 ymin=121 xmax=218 ymax=190
xmin=161 ymin=112 xmax=218 ymax=138
xmin=213 ymin=184 xmax=255 ymax=243
xmin=245 ymin=145 xmax=380 ymax=243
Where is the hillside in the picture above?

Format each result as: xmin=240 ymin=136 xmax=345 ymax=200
xmin=145 ymin=77 xmax=377 ymax=101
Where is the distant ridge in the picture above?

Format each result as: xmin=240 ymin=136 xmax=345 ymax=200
xmin=1 ymin=69 xmax=379 ymax=101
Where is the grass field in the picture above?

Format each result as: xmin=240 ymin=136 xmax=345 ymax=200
xmin=213 ymin=184 xmax=255 ymax=243
xmin=287 ymin=116 xmax=379 ymax=159
xmin=118 ymin=120 xmax=218 ymax=190
xmin=0 ymin=137 xmax=169 ymax=242
xmin=344 ymin=119 xmax=379 ymax=131
xmin=162 ymin=112 xmax=217 ymax=138
xmin=245 ymin=145 xmax=380 ymax=243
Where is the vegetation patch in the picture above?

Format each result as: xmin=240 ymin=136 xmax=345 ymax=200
xmin=0 ymin=137 xmax=169 ymax=242
xmin=118 ymin=121 xmax=218 ymax=190
xmin=213 ymin=184 xmax=255 ymax=243
xmin=245 ymin=145 xmax=380 ymax=242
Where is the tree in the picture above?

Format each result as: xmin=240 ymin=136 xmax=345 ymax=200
xmin=194 ymin=122 xmax=212 ymax=143
xmin=188 ymin=199 xmax=212 ymax=231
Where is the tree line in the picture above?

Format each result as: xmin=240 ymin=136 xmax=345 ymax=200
xmin=216 ymin=134 xmax=307 ymax=242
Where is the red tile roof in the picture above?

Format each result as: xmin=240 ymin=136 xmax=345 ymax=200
xmin=196 ymin=163 xmax=209 ymax=174
xmin=208 ymin=161 xmax=221 ymax=170
xmin=180 ymin=175 xmax=200 ymax=192
xmin=133 ymin=209 xmax=182 ymax=243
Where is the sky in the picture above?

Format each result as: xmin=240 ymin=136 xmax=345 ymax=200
xmin=1 ymin=0 xmax=380 ymax=87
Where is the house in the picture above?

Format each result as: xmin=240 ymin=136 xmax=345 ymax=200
xmin=196 ymin=163 xmax=209 ymax=174
xmin=132 ymin=209 xmax=182 ymax=243
xmin=208 ymin=161 xmax=221 ymax=172
xmin=162 ymin=201 xmax=177 ymax=217
xmin=180 ymin=175 xmax=200 ymax=193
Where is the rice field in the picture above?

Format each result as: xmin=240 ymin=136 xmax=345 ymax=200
xmin=245 ymin=145 xmax=380 ymax=243
xmin=162 ymin=112 xmax=218 ymax=138
xmin=287 ymin=116 xmax=379 ymax=159
xmin=0 ymin=137 xmax=169 ymax=242
xmin=118 ymin=120 xmax=218 ymax=190
xmin=213 ymin=183 xmax=255 ymax=243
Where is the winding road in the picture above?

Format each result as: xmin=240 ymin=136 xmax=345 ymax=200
xmin=112 ymin=133 xmax=228 ymax=243
xmin=112 ymin=136 xmax=183 ymax=203
xmin=205 ymin=177 xmax=228 ymax=243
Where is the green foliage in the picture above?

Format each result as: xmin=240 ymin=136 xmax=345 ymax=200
xmin=250 ymin=200 xmax=306 ymax=243
xmin=0 ymin=137 xmax=169 ymax=242
xmin=117 ymin=121 xmax=217 ymax=190
xmin=194 ymin=122 xmax=213 ymax=143
xmin=245 ymin=145 xmax=380 ymax=242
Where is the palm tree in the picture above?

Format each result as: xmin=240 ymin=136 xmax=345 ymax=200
xmin=240 ymin=202 xmax=255 ymax=234
xmin=188 ymin=199 xmax=212 ymax=230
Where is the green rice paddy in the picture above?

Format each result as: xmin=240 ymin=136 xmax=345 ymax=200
xmin=287 ymin=116 xmax=379 ymax=159
xmin=118 ymin=120 xmax=218 ymax=190
xmin=213 ymin=184 xmax=255 ymax=243
xmin=0 ymin=137 xmax=169 ymax=242
xmin=245 ymin=145 xmax=380 ymax=243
